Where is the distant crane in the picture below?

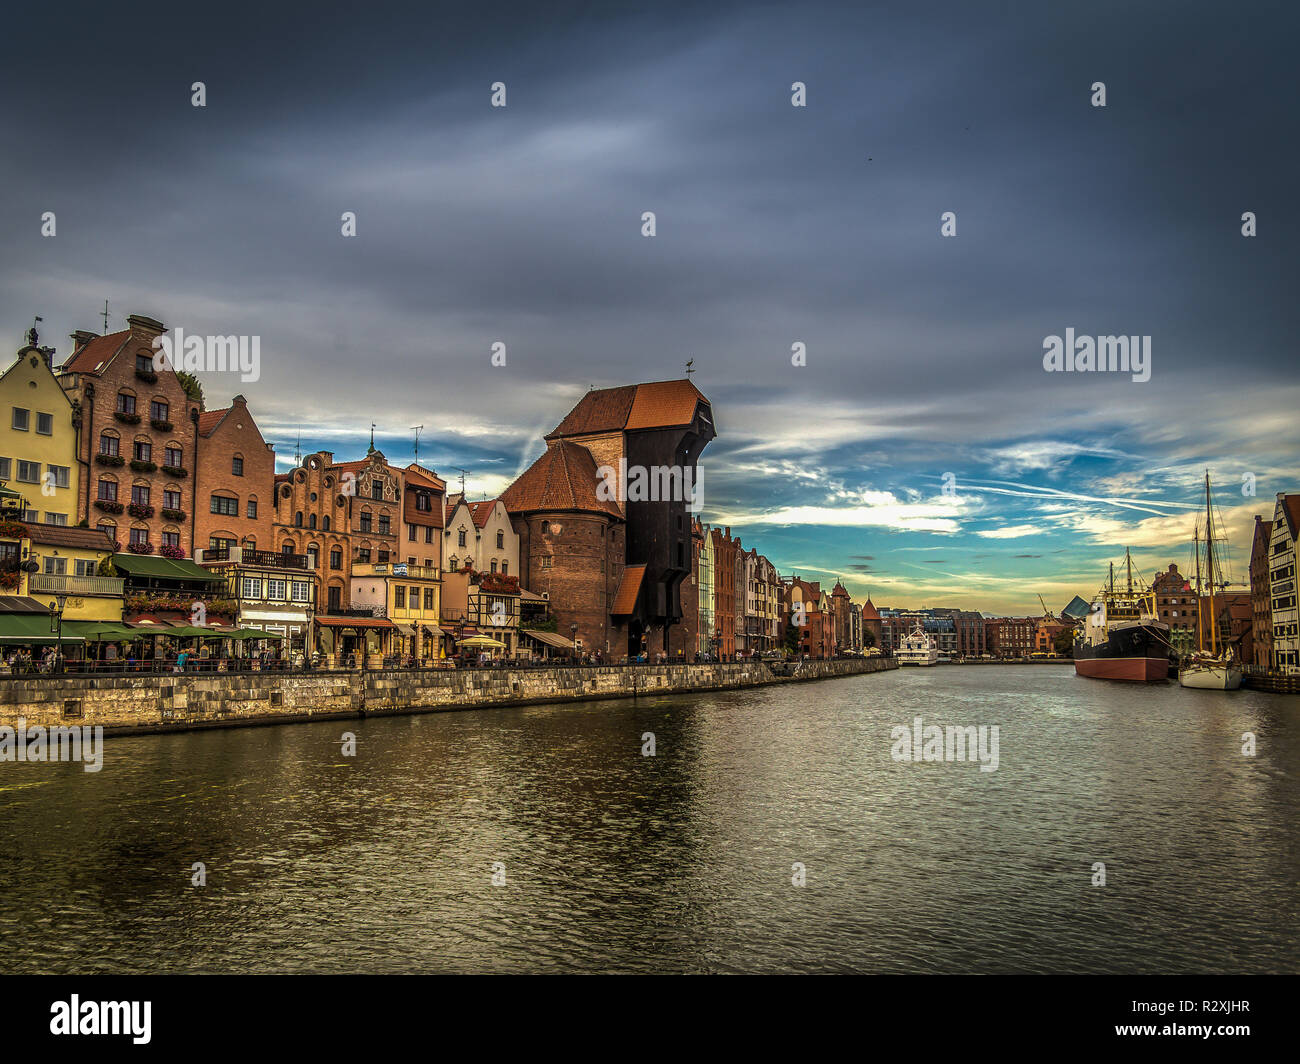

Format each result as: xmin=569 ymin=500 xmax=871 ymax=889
xmin=1037 ymin=594 xmax=1055 ymax=621
xmin=411 ymin=425 xmax=424 ymax=462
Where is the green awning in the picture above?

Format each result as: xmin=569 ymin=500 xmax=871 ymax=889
xmin=229 ymin=628 xmax=284 ymax=640
xmin=110 ymin=554 xmax=224 ymax=582
xmin=63 ymin=620 xmax=137 ymax=641
xmin=0 ymin=614 xmax=85 ymax=644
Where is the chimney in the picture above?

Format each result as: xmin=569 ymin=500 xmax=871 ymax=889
xmin=70 ymin=330 xmax=98 ymax=352
xmin=126 ymin=314 xmax=166 ymax=342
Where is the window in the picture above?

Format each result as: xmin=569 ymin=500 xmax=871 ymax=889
xmin=541 ymin=555 xmax=553 ymax=569
xmin=328 ymin=586 xmax=341 ymax=611
xmin=210 ymin=495 xmax=238 ymax=516
xmin=165 ymin=446 xmax=182 ymax=467
xmin=131 ymin=485 xmax=150 ymax=506
xmin=395 ymin=586 xmax=406 ymax=609
xmin=96 ymin=522 xmax=115 ymax=539
xmin=209 ymin=536 xmax=235 ymax=556
xmin=36 ymin=412 xmax=53 ymax=435
xmin=75 ymin=559 xmax=97 ymax=578
xmin=322 ymin=516 xmax=330 ymax=531
xmin=491 ymin=560 xmax=497 ymax=573
xmin=307 ymin=545 xmax=319 ymax=568
xmin=501 ymin=561 xmax=508 ymax=576
xmin=408 ymin=524 xmax=416 ymax=541
xmin=424 ymin=588 xmax=435 ymax=611
xmin=458 ymin=529 xmax=466 ymax=547
xmin=377 ymin=550 xmax=390 ymax=563
xmin=372 ymin=481 xmax=383 ymax=501
xmin=330 ymin=549 xmax=342 ymax=570
xmin=415 ymin=492 xmax=431 ymax=512
xmin=294 ymin=512 xmax=303 ymax=527
xmin=11 ymin=407 xmax=29 ymax=431
xmin=242 ymin=577 xmax=263 ymax=598
xmin=16 ymin=460 xmax=39 ymax=483
xmin=449 ymin=556 xmax=458 ymax=569
xmin=150 ymin=400 xmax=168 ymax=422
xmin=267 ymin=579 xmax=287 ymax=601
xmin=43 ymin=557 xmax=68 ymax=575
xmin=409 ymin=586 xmax=419 ymax=608
xmin=356 ymin=548 xmax=371 ymax=562
xmin=45 ymin=513 xmax=68 ymax=526
xmin=136 ymin=354 xmax=153 ymax=373
xmin=232 ymin=456 xmax=244 ymax=476
xmin=129 ymin=527 xmax=149 ymax=547
xmin=163 ymin=490 xmax=181 ymax=510
xmin=309 ymin=513 xmax=317 ymax=529
xmin=48 ymin=465 xmax=70 ymax=488
xmin=359 ymin=512 xmax=372 ymax=533
xmin=97 ymin=480 xmax=118 ymax=501
xmin=291 ymin=581 xmax=310 ymax=603
xmin=116 ymin=394 xmax=135 ymax=415
xmin=0 ymin=458 xmax=9 ymax=480
xmin=496 ymin=531 xmax=504 ymax=549
xmin=378 ymin=515 xmax=390 ymax=536
xmin=424 ymin=526 xmax=433 ymax=543
xmin=134 ymin=440 xmax=151 ymax=462
xmin=247 ymin=499 xmax=258 ymax=519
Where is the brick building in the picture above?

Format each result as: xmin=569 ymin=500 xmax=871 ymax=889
xmin=1249 ymin=515 xmax=1274 ymax=669
xmin=194 ymin=395 xmax=275 ymax=555
xmin=711 ymin=526 xmax=738 ymax=658
xmin=1150 ymin=562 xmax=1197 ymax=654
xmin=59 ymin=314 xmax=202 ymax=557
xmin=501 ymin=439 xmax=626 ymax=658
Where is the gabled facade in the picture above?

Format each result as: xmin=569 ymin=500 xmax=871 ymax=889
xmin=444 ymin=495 xmax=518 ymax=578
xmin=1 ymin=332 xmax=79 ymax=527
xmin=59 ymin=314 xmax=202 ymax=557
xmin=1249 ymin=515 xmax=1274 ymax=669
xmin=1267 ymin=493 xmax=1300 ymax=673
xmin=194 ymin=395 xmax=275 ymax=555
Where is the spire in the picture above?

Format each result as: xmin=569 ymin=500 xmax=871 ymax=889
xmin=367 ymin=422 xmax=376 ymax=455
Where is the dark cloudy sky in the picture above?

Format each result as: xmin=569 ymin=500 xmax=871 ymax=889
xmin=3 ymin=0 xmax=1296 ymax=613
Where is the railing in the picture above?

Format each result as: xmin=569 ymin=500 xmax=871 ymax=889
xmin=29 ymin=573 xmax=125 ymax=596
xmin=199 ymin=546 xmax=312 ymax=569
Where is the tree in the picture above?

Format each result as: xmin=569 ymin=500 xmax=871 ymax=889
xmin=175 ymin=370 xmax=204 ymax=405
xmin=1053 ymin=626 xmax=1075 ymax=658
xmin=862 ymin=628 xmax=877 ymax=649
xmin=782 ymin=622 xmax=800 ymax=656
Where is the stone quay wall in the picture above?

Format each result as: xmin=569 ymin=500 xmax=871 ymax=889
xmin=0 ymin=657 xmax=895 ymax=736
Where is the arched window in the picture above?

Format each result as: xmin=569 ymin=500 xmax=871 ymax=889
xmin=322 ymin=515 xmax=330 ymax=531
xmin=294 ymin=511 xmax=303 ymax=527
xmin=309 ymin=513 xmax=317 ymax=529
xmin=98 ymin=431 xmax=120 ymax=456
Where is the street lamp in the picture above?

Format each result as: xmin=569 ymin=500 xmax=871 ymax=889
xmin=48 ymin=593 xmax=67 ymax=674
xmin=570 ymin=622 xmax=578 ymax=659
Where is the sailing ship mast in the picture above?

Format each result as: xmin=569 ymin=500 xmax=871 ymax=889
xmin=1203 ymin=471 xmax=1217 ymax=656
xmin=1193 ymin=524 xmax=1204 ymax=653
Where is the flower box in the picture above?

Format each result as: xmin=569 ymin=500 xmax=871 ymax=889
xmin=95 ymin=452 xmax=125 ymax=467
xmin=93 ymin=500 xmax=124 ymax=514
xmin=130 ymin=460 xmax=158 ymax=473
xmin=134 ymin=369 xmax=158 ymax=384
xmin=127 ymin=503 xmax=155 ymax=519
xmin=158 ymin=544 xmax=186 ymax=560
xmin=114 ymin=411 xmax=141 ymax=425
xmin=127 ymin=541 xmax=154 ymax=554
xmin=160 ymin=508 xmax=185 ymax=521
xmin=161 ymin=465 xmax=187 ymax=477
xmin=150 ymin=418 xmax=173 ymax=432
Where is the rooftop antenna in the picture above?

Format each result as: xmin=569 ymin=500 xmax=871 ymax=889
xmin=101 ymin=300 xmax=110 ymax=334
xmin=294 ymin=430 xmax=302 ymax=466
xmin=685 ymin=357 xmax=695 ymax=380
xmin=411 ymin=424 xmax=424 ymax=462
xmin=453 ymin=468 xmax=467 ymax=496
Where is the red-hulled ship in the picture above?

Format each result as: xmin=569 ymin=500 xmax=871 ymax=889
xmin=1074 ymin=550 xmax=1172 ymax=683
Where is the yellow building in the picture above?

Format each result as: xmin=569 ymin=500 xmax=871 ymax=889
xmin=1 ymin=335 xmax=81 ymax=528
xmin=22 ymin=525 xmax=124 ymax=622
xmin=350 ymin=560 xmax=443 ymax=663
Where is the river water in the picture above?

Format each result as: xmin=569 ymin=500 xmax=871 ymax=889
xmin=1 ymin=666 xmax=1296 ymax=973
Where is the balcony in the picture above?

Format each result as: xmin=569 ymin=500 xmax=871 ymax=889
xmin=353 ymin=561 xmax=439 ymax=579
xmin=198 ymin=546 xmax=314 ymax=570
xmin=30 ymin=573 xmax=125 ymax=597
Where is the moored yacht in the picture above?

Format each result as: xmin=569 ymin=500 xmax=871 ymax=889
xmin=896 ymin=622 xmax=939 ymax=666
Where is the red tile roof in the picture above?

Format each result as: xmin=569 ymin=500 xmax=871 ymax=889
xmin=1284 ymin=494 xmax=1300 ymax=541
xmin=21 ymin=523 xmax=116 ymax=552
xmin=611 ymin=564 xmax=645 ymax=616
xmin=59 ymin=330 xmax=130 ymax=375
xmin=197 ymin=408 xmax=228 ymax=436
xmin=500 ymin=441 xmax=624 ymax=518
xmin=403 ymin=463 xmax=446 ymax=491
xmin=467 ymin=500 xmax=498 ymax=528
xmin=546 ymin=379 xmax=708 ymax=439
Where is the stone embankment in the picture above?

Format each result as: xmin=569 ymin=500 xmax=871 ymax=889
xmin=0 ymin=657 xmax=895 ymax=736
